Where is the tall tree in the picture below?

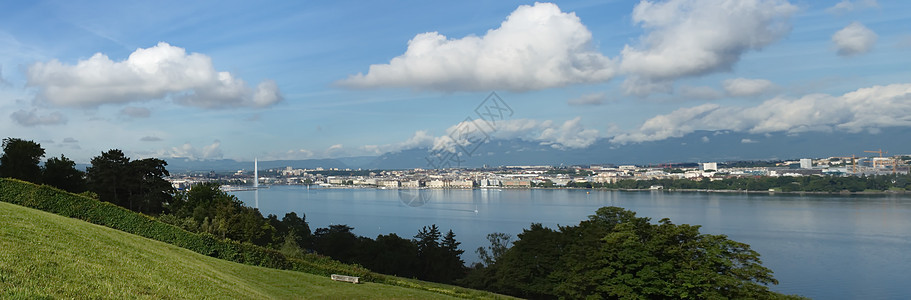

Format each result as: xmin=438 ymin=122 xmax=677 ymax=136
xmin=86 ymin=149 xmax=130 ymax=207
xmin=0 ymin=138 xmax=45 ymax=183
xmin=86 ymin=150 xmax=172 ymax=214
xmin=42 ymin=154 xmax=86 ymax=193
xmin=440 ymin=229 xmax=466 ymax=283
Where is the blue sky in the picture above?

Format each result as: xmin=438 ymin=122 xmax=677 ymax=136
xmin=1 ymin=0 xmax=909 ymax=163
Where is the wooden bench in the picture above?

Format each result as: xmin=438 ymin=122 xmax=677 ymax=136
xmin=330 ymin=274 xmax=360 ymax=284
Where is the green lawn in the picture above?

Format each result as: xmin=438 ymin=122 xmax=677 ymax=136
xmin=0 ymin=201 xmax=460 ymax=299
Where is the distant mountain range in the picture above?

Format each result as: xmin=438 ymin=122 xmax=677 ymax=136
xmin=164 ymin=128 xmax=911 ymax=171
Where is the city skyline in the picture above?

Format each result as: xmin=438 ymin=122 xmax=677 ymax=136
xmin=1 ymin=0 xmax=910 ymax=163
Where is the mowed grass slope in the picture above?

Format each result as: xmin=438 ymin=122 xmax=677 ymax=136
xmin=0 ymin=201 xmax=459 ymax=299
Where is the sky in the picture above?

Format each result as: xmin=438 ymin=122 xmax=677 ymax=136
xmin=1 ymin=0 xmax=910 ymax=163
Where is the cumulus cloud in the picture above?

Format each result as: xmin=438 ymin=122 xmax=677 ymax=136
xmin=160 ymin=140 xmax=223 ymax=160
xmin=741 ymin=138 xmax=758 ymax=143
xmin=826 ymin=0 xmax=878 ymax=14
xmin=338 ymin=2 xmax=615 ymax=92
xmin=537 ymin=117 xmax=601 ymax=149
xmin=832 ymin=22 xmax=877 ymax=56
xmin=611 ymin=83 xmax=911 ymax=144
xmin=568 ymin=92 xmax=608 ymax=106
xmin=363 ymin=130 xmax=436 ymax=154
xmin=619 ymin=0 xmax=797 ymax=94
xmin=27 ymin=42 xmax=283 ymax=108
xmin=120 ymin=106 xmax=151 ymax=118
xmin=723 ymin=78 xmax=775 ymax=97
xmin=429 ymin=117 xmax=600 ymax=152
xmin=10 ymin=109 xmax=67 ymax=127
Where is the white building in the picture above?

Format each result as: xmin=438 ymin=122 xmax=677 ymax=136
xmin=800 ymin=158 xmax=813 ymax=169
xmin=701 ymin=162 xmax=718 ymax=171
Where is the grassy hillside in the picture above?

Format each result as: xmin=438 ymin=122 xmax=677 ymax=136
xmin=0 ymin=179 xmax=510 ymax=299
xmin=0 ymin=201 xmax=461 ymax=299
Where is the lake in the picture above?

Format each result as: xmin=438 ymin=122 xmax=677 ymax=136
xmin=231 ymin=186 xmax=911 ymax=299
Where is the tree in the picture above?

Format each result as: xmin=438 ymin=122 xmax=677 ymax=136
xmin=440 ymin=229 xmax=466 ymax=283
xmin=468 ymin=207 xmax=797 ymax=299
xmin=86 ymin=149 xmax=130 ymax=207
xmin=414 ymin=225 xmax=445 ymax=282
xmin=0 ymin=138 xmax=45 ymax=183
xmin=313 ymin=224 xmax=358 ymax=263
xmin=42 ymin=154 xmax=86 ymax=193
xmin=476 ymin=232 xmax=511 ymax=267
xmin=86 ymin=150 xmax=172 ymax=214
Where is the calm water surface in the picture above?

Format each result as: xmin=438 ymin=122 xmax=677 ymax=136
xmin=231 ymin=186 xmax=911 ymax=299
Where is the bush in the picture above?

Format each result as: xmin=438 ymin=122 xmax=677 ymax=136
xmin=0 ymin=178 xmax=371 ymax=279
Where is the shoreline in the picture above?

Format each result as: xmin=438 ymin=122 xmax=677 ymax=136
xmin=243 ymin=184 xmax=911 ymax=195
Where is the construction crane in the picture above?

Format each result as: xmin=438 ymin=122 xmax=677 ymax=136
xmin=864 ymin=149 xmax=887 ymax=157
xmin=864 ymin=149 xmax=888 ymax=168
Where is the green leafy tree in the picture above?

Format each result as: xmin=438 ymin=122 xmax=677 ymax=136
xmin=41 ymin=154 xmax=86 ymax=193
xmin=476 ymin=232 xmax=511 ymax=267
xmin=86 ymin=149 xmax=131 ymax=208
xmin=0 ymin=138 xmax=45 ymax=183
xmin=469 ymin=207 xmax=799 ymax=299
xmin=86 ymin=150 xmax=172 ymax=214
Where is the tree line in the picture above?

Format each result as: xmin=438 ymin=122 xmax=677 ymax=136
xmin=459 ymin=207 xmax=803 ymax=299
xmin=0 ymin=137 xmax=467 ymax=284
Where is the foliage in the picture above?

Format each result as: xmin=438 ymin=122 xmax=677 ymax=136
xmin=476 ymin=232 xmax=512 ymax=267
xmin=41 ymin=154 xmax=86 ymax=193
xmin=0 ymin=138 xmax=45 ymax=183
xmin=463 ymin=206 xmax=802 ymax=299
xmin=0 ymin=201 xmax=478 ymax=299
xmin=0 ymin=178 xmax=372 ymax=280
xmin=85 ymin=149 xmax=173 ymax=214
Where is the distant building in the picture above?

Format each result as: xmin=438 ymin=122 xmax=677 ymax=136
xmin=427 ymin=180 xmax=446 ymax=189
xmin=701 ymin=162 xmax=718 ymax=171
xmin=380 ymin=180 xmax=400 ymax=188
xmin=450 ymin=179 xmax=474 ymax=188
xmin=402 ymin=180 xmax=421 ymax=188
xmin=800 ymin=158 xmax=813 ymax=169
xmin=502 ymin=180 xmax=531 ymax=188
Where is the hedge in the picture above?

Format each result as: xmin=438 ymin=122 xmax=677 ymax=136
xmin=0 ymin=178 xmax=373 ymax=280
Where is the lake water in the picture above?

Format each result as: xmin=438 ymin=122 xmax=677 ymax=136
xmin=231 ymin=186 xmax=911 ymax=299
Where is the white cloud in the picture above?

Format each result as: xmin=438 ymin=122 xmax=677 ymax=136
xmin=611 ymin=83 xmax=911 ymax=144
xmin=568 ymin=92 xmax=608 ymax=106
xmin=537 ymin=117 xmax=600 ymax=148
xmin=120 ymin=106 xmax=151 ymax=118
xmin=619 ymin=0 xmax=797 ymax=94
xmin=27 ymin=42 xmax=283 ymax=108
xmin=832 ymin=22 xmax=877 ymax=56
xmin=826 ymin=0 xmax=878 ymax=14
xmin=434 ymin=117 xmax=600 ymax=151
xmin=741 ymin=138 xmax=758 ymax=143
xmin=338 ymin=2 xmax=615 ymax=92
xmin=10 ymin=109 xmax=67 ymax=127
xmin=362 ymin=130 xmax=436 ymax=154
xmin=160 ymin=140 xmax=224 ymax=160
xmin=723 ymin=78 xmax=775 ymax=97
xmin=140 ymin=136 xmax=162 ymax=142
xmin=701 ymin=136 xmax=710 ymax=143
